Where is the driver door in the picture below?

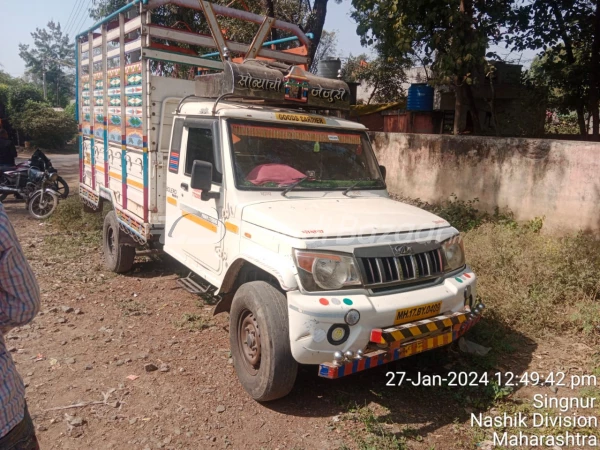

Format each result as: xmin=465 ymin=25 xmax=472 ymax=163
xmin=164 ymin=118 xmax=223 ymax=274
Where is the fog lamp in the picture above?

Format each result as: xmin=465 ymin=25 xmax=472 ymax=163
xmin=327 ymin=324 xmax=350 ymax=345
xmin=344 ymin=309 xmax=360 ymax=326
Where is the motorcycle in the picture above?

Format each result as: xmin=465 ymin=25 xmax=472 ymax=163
xmin=0 ymin=169 xmax=60 ymax=219
xmin=0 ymin=148 xmax=69 ymax=202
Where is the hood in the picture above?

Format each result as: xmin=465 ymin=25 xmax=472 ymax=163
xmin=241 ymin=197 xmax=450 ymax=239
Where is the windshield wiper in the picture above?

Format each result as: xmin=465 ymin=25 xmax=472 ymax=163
xmin=343 ymin=178 xmax=385 ymax=196
xmin=281 ymin=177 xmax=309 ymax=197
xmin=343 ymin=179 xmax=369 ymax=196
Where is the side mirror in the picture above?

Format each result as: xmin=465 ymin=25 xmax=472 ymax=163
xmin=379 ymin=165 xmax=387 ymax=182
xmin=190 ymin=160 xmax=219 ymax=201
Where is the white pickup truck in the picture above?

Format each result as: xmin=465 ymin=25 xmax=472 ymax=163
xmin=77 ymin=0 xmax=483 ymax=401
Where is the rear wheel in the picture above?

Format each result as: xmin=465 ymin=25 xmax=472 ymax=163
xmin=230 ymin=281 xmax=297 ymax=401
xmin=27 ymin=191 xmax=58 ymax=219
xmin=103 ymin=210 xmax=136 ymax=273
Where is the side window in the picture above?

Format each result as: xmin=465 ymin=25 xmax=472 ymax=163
xmin=184 ymin=127 xmax=222 ymax=183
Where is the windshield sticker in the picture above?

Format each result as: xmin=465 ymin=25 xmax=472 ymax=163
xmin=231 ymin=124 xmax=361 ymax=145
xmin=328 ymin=135 xmax=339 ymax=141
xmin=275 ymin=113 xmax=326 ymax=124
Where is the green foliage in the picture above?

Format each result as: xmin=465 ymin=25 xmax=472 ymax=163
xmin=545 ymin=112 xmax=580 ymax=134
xmin=15 ymin=101 xmax=77 ymax=148
xmin=397 ymin=194 xmax=515 ymax=232
xmin=342 ymin=53 xmax=408 ymax=104
xmin=7 ymin=83 xmax=45 ymax=117
xmin=509 ymin=0 xmax=596 ymax=134
xmin=18 ymin=21 xmax=74 ymax=107
xmin=351 ymin=0 xmax=514 ymax=88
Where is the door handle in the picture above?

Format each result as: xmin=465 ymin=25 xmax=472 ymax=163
xmin=180 ymin=182 xmax=189 ymax=191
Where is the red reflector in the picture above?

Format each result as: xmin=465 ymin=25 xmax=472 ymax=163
xmin=464 ymin=273 xmax=471 ymax=279
xmin=319 ymin=298 xmax=329 ymax=306
xmin=370 ymin=329 xmax=383 ymax=343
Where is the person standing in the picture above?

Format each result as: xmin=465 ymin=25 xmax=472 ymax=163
xmin=0 ymin=130 xmax=17 ymax=170
xmin=0 ymin=203 xmax=41 ymax=449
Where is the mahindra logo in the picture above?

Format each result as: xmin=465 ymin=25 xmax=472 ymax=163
xmin=392 ymin=245 xmax=412 ymax=256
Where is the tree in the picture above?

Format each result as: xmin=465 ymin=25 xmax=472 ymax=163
xmin=309 ymin=30 xmax=337 ymax=73
xmin=13 ymin=101 xmax=77 ymax=149
xmin=351 ymin=0 xmax=516 ymax=134
xmin=89 ymin=0 xmax=335 ymax=68
xmin=525 ymin=46 xmax=591 ymax=134
xmin=507 ymin=0 xmax=600 ymax=135
xmin=18 ymin=21 xmax=74 ymax=107
xmin=342 ymin=54 xmax=408 ymax=104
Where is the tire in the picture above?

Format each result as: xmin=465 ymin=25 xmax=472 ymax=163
xmin=103 ymin=210 xmax=136 ymax=273
xmin=229 ymin=281 xmax=298 ymax=401
xmin=0 ymin=174 xmax=9 ymax=202
xmin=53 ymin=176 xmax=70 ymax=199
xmin=27 ymin=191 xmax=58 ymax=219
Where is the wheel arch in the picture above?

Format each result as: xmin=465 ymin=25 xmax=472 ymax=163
xmin=214 ymin=256 xmax=298 ymax=315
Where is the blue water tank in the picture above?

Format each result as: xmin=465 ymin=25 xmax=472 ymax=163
xmin=407 ymin=83 xmax=434 ymax=111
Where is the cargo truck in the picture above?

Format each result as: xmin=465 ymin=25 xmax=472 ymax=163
xmin=77 ymin=0 xmax=483 ymax=401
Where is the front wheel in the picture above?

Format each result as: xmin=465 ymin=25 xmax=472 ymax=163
xmin=53 ymin=176 xmax=69 ymax=199
xmin=230 ymin=281 xmax=298 ymax=401
xmin=27 ymin=190 xmax=58 ymax=219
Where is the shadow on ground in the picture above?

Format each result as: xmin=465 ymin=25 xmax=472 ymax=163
xmin=264 ymin=317 xmax=536 ymax=441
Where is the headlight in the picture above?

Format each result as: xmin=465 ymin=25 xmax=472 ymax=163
xmin=49 ymin=172 xmax=58 ymax=182
xmin=441 ymin=236 xmax=466 ymax=272
xmin=293 ymin=250 xmax=362 ymax=291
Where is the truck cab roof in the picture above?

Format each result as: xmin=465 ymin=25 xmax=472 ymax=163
xmin=177 ymin=100 xmax=368 ymax=131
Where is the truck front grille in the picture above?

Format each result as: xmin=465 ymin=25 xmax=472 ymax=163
xmin=358 ymin=249 xmax=443 ymax=287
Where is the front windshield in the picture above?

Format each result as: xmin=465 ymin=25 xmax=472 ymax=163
xmin=228 ymin=120 xmax=385 ymax=190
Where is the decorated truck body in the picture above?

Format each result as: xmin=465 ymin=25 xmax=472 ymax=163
xmin=77 ymin=0 xmax=483 ymax=401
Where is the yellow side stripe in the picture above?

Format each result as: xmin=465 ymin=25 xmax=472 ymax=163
xmin=225 ymin=221 xmax=239 ymax=234
xmin=167 ymin=196 xmax=177 ymax=206
xmin=182 ymin=212 xmax=217 ymax=233
xmin=127 ymin=179 xmax=144 ymax=189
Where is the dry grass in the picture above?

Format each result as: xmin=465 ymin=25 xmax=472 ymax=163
xmin=466 ymin=224 xmax=600 ymax=337
xmin=399 ymin=194 xmax=600 ymax=339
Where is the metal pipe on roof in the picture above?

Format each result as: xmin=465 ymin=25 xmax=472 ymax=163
xmin=200 ymin=33 xmax=314 ymax=59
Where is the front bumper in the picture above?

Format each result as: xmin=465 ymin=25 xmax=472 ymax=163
xmin=287 ymin=266 xmax=477 ymax=365
xmin=318 ymin=310 xmax=482 ymax=379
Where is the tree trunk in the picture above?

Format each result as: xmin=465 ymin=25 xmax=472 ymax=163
xmin=464 ymin=83 xmax=481 ymax=133
xmin=576 ymin=102 xmax=587 ymax=135
xmin=42 ymin=69 xmax=47 ymax=101
xmin=590 ymin=0 xmax=600 ymax=136
xmin=454 ymin=84 xmax=465 ymax=134
xmin=262 ymin=0 xmax=278 ymax=42
xmin=305 ymin=0 xmax=328 ymax=66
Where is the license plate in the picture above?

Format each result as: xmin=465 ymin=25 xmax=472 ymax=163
xmin=394 ymin=301 xmax=442 ymax=325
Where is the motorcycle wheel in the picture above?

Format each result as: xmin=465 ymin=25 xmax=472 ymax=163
xmin=28 ymin=191 xmax=58 ymax=220
xmin=53 ymin=176 xmax=70 ymax=199
xmin=0 ymin=174 xmax=9 ymax=202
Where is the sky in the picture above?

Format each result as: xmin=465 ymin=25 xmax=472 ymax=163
xmin=0 ymin=0 xmax=535 ymax=77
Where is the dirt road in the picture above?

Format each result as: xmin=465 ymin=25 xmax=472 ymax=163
xmin=2 ymin=154 xmax=598 ymax=449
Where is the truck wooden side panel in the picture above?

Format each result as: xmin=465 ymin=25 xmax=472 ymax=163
xmin=76 ymin=0 xmax=310 ymax=241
